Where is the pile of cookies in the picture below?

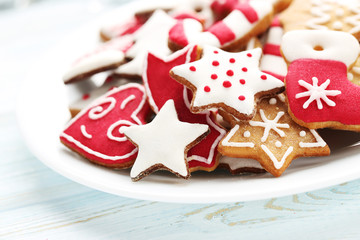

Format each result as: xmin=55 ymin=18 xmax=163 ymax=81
xmin=60 ymin=0 xmax=360 ymax=181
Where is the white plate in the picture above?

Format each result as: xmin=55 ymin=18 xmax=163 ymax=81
xmin=17 ymin=0 xmax=360 ymax=203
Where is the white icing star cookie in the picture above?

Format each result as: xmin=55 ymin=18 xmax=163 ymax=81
xmin=122 ymin=100 xmax=209 ymax=181
xmin=218 ymin=96 xmax=330 ymax=177
xmin=170 ymin=46 xmax=285 ymax=120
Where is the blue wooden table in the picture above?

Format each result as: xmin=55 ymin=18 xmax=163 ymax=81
xmin=1 ymin=1 xmax=360 ymax=239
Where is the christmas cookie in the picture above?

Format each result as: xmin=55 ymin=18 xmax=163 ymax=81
xmin=144 ymin=45 xmax=226 ymax=172
xmin=259 ymin=16 xmax=287 ymax=81
xmin=122 ymin=100 xmax=209 ymax=181
xmin=170 ymin=45 xmax=285 ymax=120
xmin=114 ymin=10 xmax=176 ymax=78
xmin=60 ymin=83 xmax=151 ymax=168
xmin=280 ymin=0 xmax=360 ymax=40
xmin=63 ymin=36 xmax=133 ymax=84
xmin=281 ymin=30 xmax=360 ymax=131
xmin=218 ymin=95 xmax=330 ymax=177
xmin=168 ymin=0 xmax=274 ymax=51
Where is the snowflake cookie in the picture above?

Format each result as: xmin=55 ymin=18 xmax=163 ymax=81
xmin=281 ymin=30 xmax=360 ymax=131
xmin=170 ymin=45 xmax=285 ymax=120
xmin=122 ymin=100 xmax=209 ymax=181
xmin=218 ymin=95 xmax=330 ymax=177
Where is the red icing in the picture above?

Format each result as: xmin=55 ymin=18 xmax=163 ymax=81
xmin=223 ymin=81 xmax=232 ymax=88
xmin=247 ymin=53 xmax=252 ymax=57
xmin=60 ymin=84 xmax=151 ymax=165
xmin=271 ymin=16 xmax=281 ymax=27
xmin=229 ymin=58 xmax=235 ymax=63
xmin=211 ymin=74 xmax=218 ymax=80
xmin=226 ymin=70 xmax=234 ymax=76
xmin=239 ymin=79 xmax=246 ymax=84
xmin=263 ymin=43 xmax=282 ymax=57
xmin=106 ymin=16 xmax=143 ymax=38
xmin=261 ymin=75 xmax=267 ymax=80
xmin=286 ymin=59 xmax=360 ymax=125
xmin=242 ymin=67 xmax=248 ymax=72
xmin=173 ymin=13 xmax=204 ymax=23
xmin=214 ymin=50 xmax=219 ymax=54
xmin=190 ymin=66 xmax=196 ymax=71
xmin=169 ymin=21 xmax=189 ymax=47
xmin=238 ymin=95 xmax=246 ymax=101
xmin=211 ymin=0 xmax=239 ymax=21
xmin=144 ymin=45 xmax=225 ymax=170
xmin=234 ymin=3 xmax=259 ymax=23
xmin=204 ymin=86 xmax=211 ymax=92
xmin=212 ymin=60 xmax=220 ymax=66
xmin=208 ymin=21 xmax=236 ymax=45
xmin=82 ymin=94 xmax=90 ymax=100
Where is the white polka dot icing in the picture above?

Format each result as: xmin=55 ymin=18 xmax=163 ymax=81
xmin=275 ymin=141 xmax=282 ymax=148
xmin=299 ymin=130 xmax=306 ymax=137
xmin=170 ymin=46 xmax=284 ymax=119
xmin=243 ymin=131 xmax=251 ymax=138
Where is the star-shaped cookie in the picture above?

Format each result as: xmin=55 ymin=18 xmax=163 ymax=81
xmin=218 ymin=95 xmax=330 ymax=177
xmin=170 ymin=46 xmax=284 ymax=120
xmin=122 ymin=100 xmax=209 ymax=181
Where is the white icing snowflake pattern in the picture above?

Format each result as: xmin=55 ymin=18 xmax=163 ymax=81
xmin=249 ymin=109 xmax=290 ymax=142
xmin=295 ymin=77 xmax=341 ymax=109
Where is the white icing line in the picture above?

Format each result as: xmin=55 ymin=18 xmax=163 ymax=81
xmin=299 ymin=129 xmax=326 ymax=148
xmin=120 ymin=95 xmax=136 ymax=110
xmin=88 ymin=97 xmax=116 ymax=120
xmin=107 ymin=120 xmax=135 ymax=142
xmin=80 ymin=125 xmax=92 ymax=139
xmin=221 ymin=125 xmax=255 ymax=148
xmin=261 ymin=145 xmax=293 ymax=169
xmin=60 ymin=132 xmax=138 ymax=160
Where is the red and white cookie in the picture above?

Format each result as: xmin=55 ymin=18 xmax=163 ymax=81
xmin=168 ymin=0 xmax=273 ymax=51
xmin=281 ymin=30 xmax=360 ymax=131
xmin=63 ymin=36 xmax=133 ymax=84
xmin=170 ymin=45 xmax=285 ymax=120
xmin=122 ymin=100 xmax=209 ymax=181
xmin=60 ymin=83 xmax=151 ymax=168
xmin=115 ymin=10 xmax=176 ymax=78
xmin=260 ymin=16 xmax=287 ymax=81
xmin=218 ymin=156 xmax=265 ymax=174
xmin=144 ymin=45 xmax=226 ymax=172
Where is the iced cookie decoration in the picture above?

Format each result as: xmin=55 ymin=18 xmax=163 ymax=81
xmin=260 ymin=16 xmax=287 ymax=81
xmin=280 ymin=0 xmax=360 ymax=39
xmin=218 ymin=156 xmax=265 ymax=174
xmin=218 ymin=96 xmax=330 ymax=177
xmin=170 ymin=46 xmax=285 ymax=120
xmin=282 ymin=30 xmax=360 ymax=131
xmin=168 ymin=0 xmax=273 ymax=51
xmin=122 ymin=100 xmax=209 ymax=181
xmin=69 ymin=76 xmax=134 ymax=117
xmin=144 ymin=45 xmax=226 ymax=172
xmin=115 ymin=10 xmax=176 ymax=78
xmin=63 ymin=36 xmax=133 ymax=84
xmin=60 ymin=83 xmax=151 ymax=168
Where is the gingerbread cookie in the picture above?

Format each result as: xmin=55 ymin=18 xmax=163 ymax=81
xmin=144 ymin=45 xmax=226 ymax=172
xmin=60 ymin=83 xmax=151 ymax=168
xmin=280 ymin=0 xmax=360 ymax=39
xmin=170 ymin=46 xmax=285 ymax=120
xmin=259 ymin=16 xmax=287 ymax=81
xmin=168 ymin=0 xmax=273 ymax=51
xmin=281 ymin=30 xmax=360 ymax=131
xmin=63 ymin=36 xmax=133 ymax=84
xmin=122 ymin=100 xmax=209 ymax=181
xmin=218 ymin=95 xmax=330 ymax=177
xmin=115 ymin=10 xmax=176 ymax=79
